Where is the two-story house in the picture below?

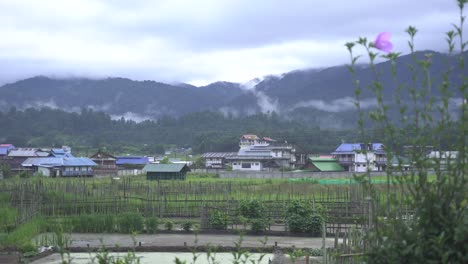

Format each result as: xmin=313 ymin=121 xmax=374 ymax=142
xmin=331 ymin=143 xmax=386 ymax=172
xmin=226 ymin=135 xmax=296 ymax=171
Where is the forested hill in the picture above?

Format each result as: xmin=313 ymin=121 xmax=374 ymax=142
xmin=0 ymin=107 xmax=364 ymax=155
xmin=0 ymin=50 xmax=466 ymax=129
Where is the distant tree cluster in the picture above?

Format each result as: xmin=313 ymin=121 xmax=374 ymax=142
xmin=0 ymin=107 xmax=367 ymax=155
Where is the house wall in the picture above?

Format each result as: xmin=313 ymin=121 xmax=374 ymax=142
xmin=232 ymin=161 xmax=262 ymax=171
xmin=205 ymin=158 xmax=224 ymax=168
xmin=354 ymin=152 xmax=377 ymax=172
xmin=38 ymin=167 xmax=51 ymax=177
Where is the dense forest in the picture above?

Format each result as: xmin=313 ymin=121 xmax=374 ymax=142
xmin=0 ymin=107 xmax=367 ymax=155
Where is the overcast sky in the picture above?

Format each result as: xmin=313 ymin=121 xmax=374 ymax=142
xmin=0 ymin=0 xmax=464 ymax=86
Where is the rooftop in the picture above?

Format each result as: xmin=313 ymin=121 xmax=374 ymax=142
xmin=332 ymin=143 xmax=384 ymax=153
xmin=22 ymin=157 xmax=97 ymax=167
xmin=144 ymin=163 xmax=190 ymax=173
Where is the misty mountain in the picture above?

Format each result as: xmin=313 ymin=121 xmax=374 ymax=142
xmin=0 ymin=50 xmax=465 ymax=128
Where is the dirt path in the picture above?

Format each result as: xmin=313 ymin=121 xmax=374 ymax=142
xmin=66 ymin=233 xmax=336 ymax=249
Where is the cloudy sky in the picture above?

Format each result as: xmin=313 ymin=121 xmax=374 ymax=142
xmin=0 ymin=0 xmax=464 ymax=86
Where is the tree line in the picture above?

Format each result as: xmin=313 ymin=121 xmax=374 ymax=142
xmin=0 ymin=107 xmax=366 ymax=155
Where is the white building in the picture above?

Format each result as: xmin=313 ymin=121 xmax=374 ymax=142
xmin=226 ymin=135 xmax=296 ymax=171
xmin=331 ymin=143 xmax=386 ymax=172
xmin=201 ymin=152 xmax=236 ymax=169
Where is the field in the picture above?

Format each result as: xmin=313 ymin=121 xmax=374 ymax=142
xmin=0 ymin=172 xmax=415 ymax=253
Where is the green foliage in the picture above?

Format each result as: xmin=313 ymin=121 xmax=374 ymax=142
xmin=238 ymin=200 xmax=265 ymax=219
xmin=285 ymin=200 xmax=323 ymax=236
xmin=0 ymin=206 xmax=17 ymax=232
xmin=159 ymin=157 xmax=171 ymax=164
xmin=181 ymin=221 xmax=193 ymax=232
xmin=0 ymin=163 xmax=11 ymax=179
xmin=70 ymin=214 xmax=116 ymax=233
xmin=209 ymin=210 xmax=228 ymax=230
xmin=117 ymin=213 xmax=144 ymax=233
xmin=145 ymin=217 xmax=159 ymax=234
xmin=18 ymin=171 xmax=31 ymax=178
xmin=345 ymin=1 xmax=468 ymax=262
xmin=164 ymin=220 xmax=174 ymax=231
xmin=237 ymin=199 xmax=270 ymax=233
xmin=0 ymin=106 xmax=365 ymax=154
xmin=0 ymin=217 xmax=47 ymax=249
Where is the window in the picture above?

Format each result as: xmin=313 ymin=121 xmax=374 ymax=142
xmin=255 ymin=163 xmax=259 ymax=165
xmin=242 ymin=163 xmax=251 ymax=168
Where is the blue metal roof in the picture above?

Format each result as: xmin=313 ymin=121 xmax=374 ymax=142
xmin=0 ymin=144 xmax=14 ymax=155
xmin=116 ymin=156 xmax=149 ymax=165
xmin=63 ymin=157 xmax=96 ymax=166
xmin=22 ymin=157 xmax=96 ymax=167
xmin=332 ymin=143 xmax=384 ymax=153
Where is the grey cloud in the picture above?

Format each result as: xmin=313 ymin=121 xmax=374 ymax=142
xmin=0 ymin=0 xmax=464 ymax=85
xmin=292 ymin=97 xmax=377 ymax=112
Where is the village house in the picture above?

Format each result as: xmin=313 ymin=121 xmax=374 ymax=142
xmin=222 ymin=134 xmax=296 ymax=171
xmin=21 ymin=157 xmax=97 ymax=177
xmin=4 ymin=148 xmax=52 ymax=172
xmin=90 ymin=149 xmax=118 ymax=176
xmin=144 ymin=163 xmax=190 ymax=180
xmin=201 ymin=152 xmax=236 ymax=169
xmin=116 ymin=156 xmax=149 ymax=169
xmin=427 ymin=151 xmax=459 ymax=171
xmin=0 ymin=144 xmax=14 ymax=158
xmin=115 ymin=156 xmax=149 ymax=176
xmin=331 ymin=143 xmax=386 ymax=172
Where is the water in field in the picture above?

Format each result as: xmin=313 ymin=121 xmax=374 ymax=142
xmin=32 ymin=252 xmax=275 ymax=264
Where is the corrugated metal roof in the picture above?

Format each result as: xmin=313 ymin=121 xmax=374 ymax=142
xmin=144 ymin=163 xmax=189 ymax=172
xmin=63 ymin=157 xmax=96 ymax=166
xmin=8 ymin=148 xmax=39 ymax=157
xmin=23 ymin=157 xmax=63 ymax=167
xmin=0 ymin=144 xmax=14 ymax=155
xmin=310 ymin=158 xmax=344 ymax=172
xmin=241 ymin=134 xmax=259 ymax=140
xmin=201 ymin=152 xmax=237 ymax=158
xmin=22 ymin=157 xmax=96 ymax=167
xmin=309 ymin=157 xmax=338 ymax=162
xmin=332 ymin=143 xmax=384 ymax=153
xmin=116 ymin=156 xmax=149 ymax=165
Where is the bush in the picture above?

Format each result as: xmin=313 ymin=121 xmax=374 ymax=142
xmin=237 ymin=200 xmax=270 ymax=233
xmin=285 ymin=200 xmax=323 ymax=236
xmin=209 ymin=210 xmax=228 ymax=230
xmin=117 ymin=213 xmax=144 ymax=233
xmin=164 ymin=220 xmax=174 ymax=231
xmin=250 ymin=218 xmax=269 ymax=233
xmin=182 ymin=221 xmax=193 ymax=232
xmin=145 ymin=217 xmax=159 ymax=234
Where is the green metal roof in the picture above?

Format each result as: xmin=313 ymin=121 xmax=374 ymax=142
xmin=309 ymin=157 xmax=337 ymax=162
xmin=143 ymin=163 xmax=189 ymax=172
xmin=309 ymin=157 xmax=344 ymax=172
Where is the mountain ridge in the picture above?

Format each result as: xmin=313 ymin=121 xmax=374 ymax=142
xmin=0 ymin=50 xmax=466 ymax=128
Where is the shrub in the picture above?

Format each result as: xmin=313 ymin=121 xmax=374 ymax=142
xmin=238 ymin=199 xmax=270 ymax=233
xmin=145 ymin=217 xmax=159 ymax=234
xmin=250 ymin=218 xmax=269 ymax=233
xmin=182 ymin=221 xmax=193 ymax=232
xmin=209 ymin=210 xmax=228 ymax=230
xmin=343 ymin=2 xmax=467 ymax=262
xmin=164 ymin=220 xmax=174 ymax=231
xmin=117 ymin=213 xmax=144 ymax=233
xmin=285 ymin=200 xmax=323 ymax=236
